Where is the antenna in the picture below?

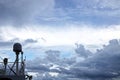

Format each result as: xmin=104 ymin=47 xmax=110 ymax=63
xmin=13 ymin=43 xmax=22 ymax=75
xmin=13 ymin=43 xmax=22 ymax=53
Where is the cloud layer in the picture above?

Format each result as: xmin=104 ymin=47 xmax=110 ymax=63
xmin=0 ymin=0 xmax=54 ymax=26
xmin=0 ymin=25 xmax=120 ymax=50
xmin=0 ymin=0 xmax=120 ymax=26
xmin=26 ymin=39 xmax=120 ymax=80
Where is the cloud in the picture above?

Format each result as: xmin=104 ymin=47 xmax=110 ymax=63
xmin=26 ymin=39 xmax=120 ymax=80
xmin=0 ymin=41 xmax=13 ymax=49
xmin=73 ymin=0 xmax=120 ymax=9
xmin=45 ymin=50 xmax=60 ymax=62
xmin=73 ymin=39 xmax=120 ymax=79
xmin=75 ymin=43 xmax=92 ymax=58
xmin=1 ymin=25 xmax=120 ymax=48
xmin=98 ymin=0 xmax=120 ymax=9
xmin=0 ymin=0 xmax=120 ymax=26
xmin=24 ymin=39 xmax=37 ymax=43
xmin=53 ymin=0 xmax=120 ymax=25
xmin=0 ymin=0 xmax=55 ymax=26
xmin=0 ymin=38 xmax=38 ymax=49
xmin=23 ymin=39 xmax=38 ymax=46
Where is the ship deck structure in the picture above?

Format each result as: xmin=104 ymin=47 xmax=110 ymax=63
xmin=0 ymin=43 xmax=32 ymax=80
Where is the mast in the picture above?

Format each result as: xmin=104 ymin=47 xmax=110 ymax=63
xmin=13 ymin=43 xmax=22 ymax=75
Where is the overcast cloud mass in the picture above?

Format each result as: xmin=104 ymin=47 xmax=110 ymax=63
xmin=0 ymin=0 xmax=120 ymax=80
xmin=26 ymin=39 xmax=120 ymax=80
xmin=0 ymin=0 xmax=120 ymax=26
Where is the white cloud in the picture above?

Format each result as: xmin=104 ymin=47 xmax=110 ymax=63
xmin=1 ymin=25 xmax=120 ymax=49
xmin=49 ymin=72 xmax=59 ymax=77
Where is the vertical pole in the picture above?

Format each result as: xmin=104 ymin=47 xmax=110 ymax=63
xmin=4 ymin=58 xmax=8 ymax=75
xmin=21 ymin=51 xmax=24 ymax=75
xmin=16 ymin=52 xmax=19 ymax=75
xmin=4 ymin=65 xmax=6 ymax=75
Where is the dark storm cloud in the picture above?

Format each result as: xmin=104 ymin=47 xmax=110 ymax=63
xmin=0 ymin=0 xmax=54 ymax=26
xmin=73 ymin=39 xmax=120 ymax=79
xmin=26 ymin=39 xmax=120 ymax=80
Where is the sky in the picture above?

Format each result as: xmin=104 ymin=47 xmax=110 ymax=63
xmin=0 ymin=0 xmax=120 ymax=80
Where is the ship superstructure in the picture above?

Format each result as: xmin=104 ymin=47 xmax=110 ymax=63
xmin=0 ymin=43 xmax=32 ymax=80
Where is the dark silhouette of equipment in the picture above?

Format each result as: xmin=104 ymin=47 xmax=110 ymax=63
xmin=3 ymin=58 xmax=8 ymax=75
xmin=13 ymin=43 xmax=22 ymax=75
xmin=0 ymin=43 xmax=32 ymax=80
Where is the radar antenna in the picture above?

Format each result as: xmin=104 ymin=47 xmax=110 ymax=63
xmin=13 ymin=43 xmax=22 ymax=75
